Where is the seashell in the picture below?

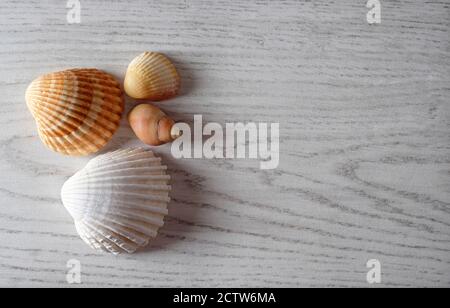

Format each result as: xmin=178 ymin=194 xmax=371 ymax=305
xmin=26 ymin=69 xmax=124 ymax=156
xmin=124 ymin=52 xmax=181 ymax=100
xmin=61 ymin=148 xmax=171 ymax=255
xmin=128 ymin=104 xmax=181 ymax=146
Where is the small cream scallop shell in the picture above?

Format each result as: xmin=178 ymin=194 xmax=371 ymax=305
xmin=25 ymin=69 xmax=124 ymax=156
xmin=124 ymin=52 xmax=181 ymax=100
xmin=61 ymin=148 xmax=171 ymax=255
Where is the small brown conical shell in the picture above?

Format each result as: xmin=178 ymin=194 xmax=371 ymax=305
xmin=26 ymin=69 xmax=124 ymax=156
xmin=124 ymin=52 xmax=181 ymax=100
xmin=128 ymin=104 xmax=180 ymax=146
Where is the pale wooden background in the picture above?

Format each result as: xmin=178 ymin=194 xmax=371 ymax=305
xmin=0 ymin=0 xmax=449 ymax=288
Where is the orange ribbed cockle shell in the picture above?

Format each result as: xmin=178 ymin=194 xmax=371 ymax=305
xmin=26 ymin=69 xmax=124 ymax=156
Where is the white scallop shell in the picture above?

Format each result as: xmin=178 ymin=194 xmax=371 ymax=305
xmin=61 ymin=148 xmax=171 ymax=255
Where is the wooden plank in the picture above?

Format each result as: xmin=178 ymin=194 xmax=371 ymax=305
xmin=0 ymin=0 xmax=449 ymax=287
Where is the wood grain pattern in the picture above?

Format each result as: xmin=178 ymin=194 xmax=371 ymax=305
xmin=0 ymin=0 xmax=449 ymax=287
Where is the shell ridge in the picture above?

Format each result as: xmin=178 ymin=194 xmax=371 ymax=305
xmin=80 ymin=161 xmax=166 ymax=175
xmin=83 ymin=219 xmax=141 ymax=253
xmin=85 ymin=218 xmax=149 ymax=248
xmin=80 ymin=222 xmax=125 ymax=254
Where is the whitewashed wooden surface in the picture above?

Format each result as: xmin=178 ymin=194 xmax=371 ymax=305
xmin=0 ymin=0 xmax=449 ymax=288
